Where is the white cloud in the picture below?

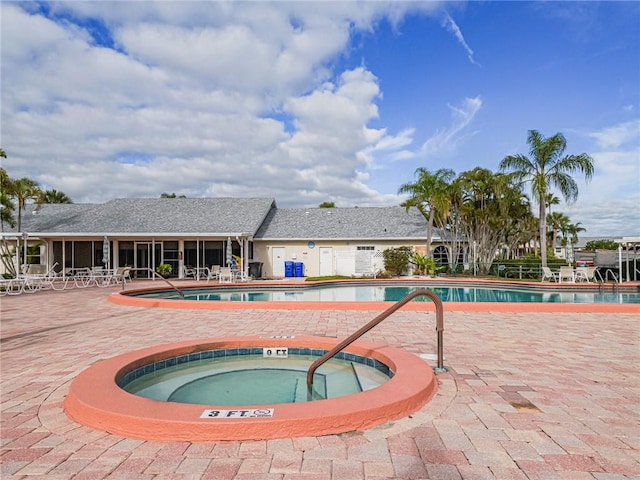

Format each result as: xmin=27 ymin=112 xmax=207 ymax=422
xmin=419 ymin=96 xmax=483 ymax=157
xmin=2 ymin=2 xmax=437 ymax=208
xmin=557 ymin=120 xmax=640 ymax=236
xmin=441 ymin=12 xmax=480 ymax=66
xmin=587 ymin=119 xmax=640 ymax=149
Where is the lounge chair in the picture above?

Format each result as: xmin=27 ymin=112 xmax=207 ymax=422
xmin=0 ymin=278 xmax=25 ymax=295
xmin=541 ymin=266 xmax=558 ymax=282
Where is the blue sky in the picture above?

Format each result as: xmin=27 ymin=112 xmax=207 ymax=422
xmin=1 ymin=1 xmax=638 ymax=236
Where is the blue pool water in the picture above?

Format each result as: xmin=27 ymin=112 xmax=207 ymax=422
xmin=121 ymin=353 xmax=391 ymax=405
xmin=134 ymin=283 xmax=640 ymax=304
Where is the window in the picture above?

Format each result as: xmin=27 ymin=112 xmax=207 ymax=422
xmin=118 ymin=242 xmax=134 ymax=267
xmin=433 ymin=246 xmax=449 ymax=267
xmin=357 ymin=246 xmax=375 ymax=251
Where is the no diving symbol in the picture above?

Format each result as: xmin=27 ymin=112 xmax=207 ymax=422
xmin=252 ymin=409 xmax=273 ymax=417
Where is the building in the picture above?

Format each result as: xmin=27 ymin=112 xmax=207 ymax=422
xmin=1 ymin=198 xmax=438 ymax=278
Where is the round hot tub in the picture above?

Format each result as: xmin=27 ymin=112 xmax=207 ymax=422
xmin=64 ymin=336 xmax=438 ymax=441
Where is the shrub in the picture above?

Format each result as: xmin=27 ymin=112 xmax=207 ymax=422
xmin=156 ymin=263 xmax=172 ymax=277
xmin=383 ymin=247 xmax=412 ymax=276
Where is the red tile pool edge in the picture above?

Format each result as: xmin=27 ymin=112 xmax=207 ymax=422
xmin=108 ymin=279 xmax=640 ymax=314
xmin=64 ymin=336 xmax=438 ymax=442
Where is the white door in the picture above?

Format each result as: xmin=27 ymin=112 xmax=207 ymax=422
xmin=319 ymin=247 xmax=333 ymax=276
xmin=272 ymin=247 xmax=285 ymax=277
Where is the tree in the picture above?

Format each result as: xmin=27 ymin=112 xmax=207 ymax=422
xmin=584 ymin=239 xmax=620 ymax=251
xmin=499 ymin=130 xmax=594 ymax=267
xmin=562 ymin=222 xmax=585 ymax=247
xmin=318 ymin=202 xmax=335 ymax=208
xmin=398 ymin=168 xmax=455 ymax=257
xmin=8 ymin=177 xmax=42 ymax=232
xmin=546 ymin=211 xmax=569 ymax=250
xmin=0 ymin=167 xmax=15 ymax=229
xmin=42 ymin=189 xmax=73 ymax=204
xmin=160 ymin=192 xmax=186 ymax=198
xmin=455 ymin=167 xmax=530 ymax=273
xmin=544 ymin=192 xmax=560 ymax=215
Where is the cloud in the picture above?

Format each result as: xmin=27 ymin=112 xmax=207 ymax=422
xmin=558 ymin=120 xmax=640 ymax=236
xmin=1 ymin=2 xmax=434 ymax=208
xmin=441 ymin=12 xmax=480 ymax=66
xmin=420 ymin=96 xmax=483 ymax=157
xmin=587 ymin=119 xmax=640 ymax=149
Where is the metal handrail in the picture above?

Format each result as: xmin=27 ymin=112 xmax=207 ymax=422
xmin=121 ymin=267 xmax=185 ymax=298
xmin=306 ymin=289 xmax=446 ymax=386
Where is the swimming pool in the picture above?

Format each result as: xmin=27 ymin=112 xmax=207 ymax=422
xmin=132 ymin=283 xmax=640 ymax=304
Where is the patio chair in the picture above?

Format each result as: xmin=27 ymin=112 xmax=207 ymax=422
xmin=218 ymin=266 xmax=234 ymax=283
xmin=113 ymin=267 xmax=132 ymax=284
xmin=575 ymin=266 xmax=597 ymax=283
xmin=206 ymin=265 xmax=221 ymax=282
xmin=183 ymin=265 xmax=197 ymax=279
xmin=541 ymin=267 xmax=558 ymax=282
xmin=558 ymin=266 xmax=575 ymax=283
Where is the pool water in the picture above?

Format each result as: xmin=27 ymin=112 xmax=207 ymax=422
xmin=122 ymin=354 xmax=391 ymax=406
xmin=136 ymin=284 xmax=640 ymax=304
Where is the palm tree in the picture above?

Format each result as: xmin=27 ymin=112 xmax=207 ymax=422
xmin=399 ymin=168 xmax=455 ymax=257
xmin=7 ymin=177 xmax=42 ymax=232
xmin=546 ymin=211 xmax=569 ymax=251
xmin=0 ymin=167 xmax=15 ymax=229
xmin=42 ymin=189 xmax=73 ymax=204
xmin=562 ymin=222 xmax=585 ymax=247
xmin=500 ymin=130 xmax=594 ymax=267
xmin=544 ymin=192 xmax=560 ymax=215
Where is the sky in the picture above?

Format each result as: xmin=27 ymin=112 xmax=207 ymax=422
xmin=1 ymin=1 xmax=639 ymax=237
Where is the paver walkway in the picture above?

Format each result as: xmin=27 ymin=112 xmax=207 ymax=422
xmin=1 ymin=283 xmax=639 ymax=479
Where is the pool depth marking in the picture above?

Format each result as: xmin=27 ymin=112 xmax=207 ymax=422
xmin=201 ymin=408 xmax=275 ymax=419
xmin=263 ymin=347 xmax=288 ymax=357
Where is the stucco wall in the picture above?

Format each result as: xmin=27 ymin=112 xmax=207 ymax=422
xmin=252 ymin=240 xmax=427 ymax=278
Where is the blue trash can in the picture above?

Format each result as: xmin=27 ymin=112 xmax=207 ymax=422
xmin=294 ymin=262 xmax=304 ymax=277
xmin=284 ymin=261 xmax=294 ymax=277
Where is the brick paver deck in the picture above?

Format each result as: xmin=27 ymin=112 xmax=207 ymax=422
xmin=1 ymin=282 xmax=639 ymax=479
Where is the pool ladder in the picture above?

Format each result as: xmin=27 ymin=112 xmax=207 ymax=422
xmin=306 ymin=289 xmax=446 ymax=387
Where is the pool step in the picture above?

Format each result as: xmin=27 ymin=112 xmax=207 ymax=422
xmin=351 ymin=362 xmax=390 ymax=391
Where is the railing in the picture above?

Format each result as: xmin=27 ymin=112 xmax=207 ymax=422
xmin=121 ymin=268 xmax=185 ymax=298
xmin=306 ymin=289 xmax=446 ymax=386
xmin=595 ymin=268 xmax=620 ymax=292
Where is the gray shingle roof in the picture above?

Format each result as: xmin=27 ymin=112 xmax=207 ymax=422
xmin=12 ymin=198 xmax=275 ymax=236
xmin=254 ymin=207 xmax=432 ymax=240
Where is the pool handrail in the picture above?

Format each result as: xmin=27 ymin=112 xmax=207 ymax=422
xmin=121 ymin=268 xmax=185 ymax=298
xmin=306 ymin=289 xmax=445 ymax=386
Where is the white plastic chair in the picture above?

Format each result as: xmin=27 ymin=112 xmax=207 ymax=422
xmin=541 ymin=267 xmax=558 ymax=282
xmin=558 ymin=266 xmax=575 ymax=283
xmin=207 ymin=265 xmax=221 ymax=282
xmin=218 ymin=267 xmax=234 ymax=283
xmin=183 ymin=265 xmax=197 ymax=279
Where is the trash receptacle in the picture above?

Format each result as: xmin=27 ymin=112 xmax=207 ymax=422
xmin=284 ymin=261 xmax=294 ymax=277
xmin=294 ymin=262 xmax=304 ymax=277
xmin=249 ymin=262 xmax=263 ymax=278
